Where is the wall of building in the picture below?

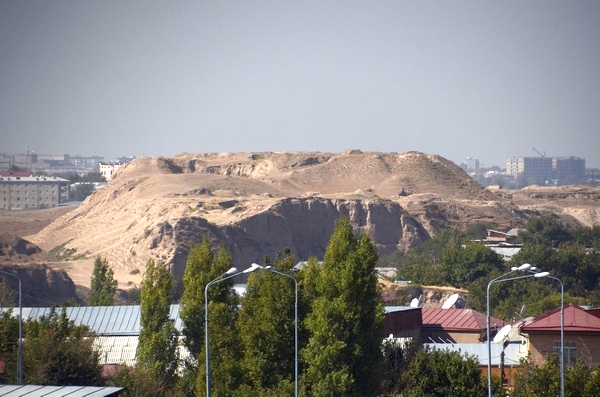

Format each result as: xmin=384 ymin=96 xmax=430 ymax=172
xmin=525 ymin=332 xmax=600 ymax=367
xmin=0 ymin=176 xmax=69 ymax=210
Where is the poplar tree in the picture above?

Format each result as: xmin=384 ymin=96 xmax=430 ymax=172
xmin=89 ymin=256 xmax=117 ymax=306
xmin=136 ymin=259 xmax=179 ymax=395
xmin=301 ymin=217 xmax=385 ymax=396
xmin=235 ymin=250 xmax=297 ymax=395
xmin=178 ymin=236 xmax=241 ymax=396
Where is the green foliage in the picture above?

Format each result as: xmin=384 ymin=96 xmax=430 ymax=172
xmin=24 ymin=307 xmax=103 ymax=386
xmin=0 ymin=311 xmax=20 ymax=384
xmin=71 ymin=183 xmax=96 ymax=201
xmin=301 ymin=218 xmax=385 ymax=397
xmin=136 ymin=259 xmax=179 ymax=394
xmin=517 ymin=216 xmax=573 ymax=247
xmin=89 ymin=256 xmax=117 ymax=306
xmin=236 ymin=250 xmax=296 ymax=395
xmin=439 ymin=241 xmax=504 ymax=288
xmin=512 ymin=356 xmax=600 ymax=397
xmin=402 ymin=346 xmax=486 ymax=397
xmin=178 ymin=236 xmax=240 ymax=397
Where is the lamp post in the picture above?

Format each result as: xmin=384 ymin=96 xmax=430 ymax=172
xmin=486 ymin=264 xmax=549 ymax=397
xmin=205 ymin=266 xmax=240 ymax=397
xmin=264 ymin=265 xmax=299 ymax=397
xmin=0 ymin=270 xmax=22 ymax=385
xmin=520 ymin=269 xmax=564 ymax=397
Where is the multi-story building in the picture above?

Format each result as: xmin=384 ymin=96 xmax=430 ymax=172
xmin=506 ymin=156 xmax=553 ymax=183
xmin=0 ymin=175 xmax=70 ymax=210
xmin=552 ymin=156 xmax=586 ymax=182
xmin=506 ymin=155 xmax=586 ymax=184
xmin=99 ymin=162 xmax=126 ymax=182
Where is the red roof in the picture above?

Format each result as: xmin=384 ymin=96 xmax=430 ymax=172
xmin=421 ymin=308 xmax=507 ymax=332
xmin=521 ymin=304 xmax=600 ymax=333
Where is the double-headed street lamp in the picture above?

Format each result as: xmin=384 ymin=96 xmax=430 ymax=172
xmin=486 ymin=263 xmax=549 ymax=397
xmin=517 ymin=267 xmax=565 ymax=397
xmin=0 ymin=270 xmax=23 ymax=385
xmin=204 ymin=263 xmax=299 ymax=397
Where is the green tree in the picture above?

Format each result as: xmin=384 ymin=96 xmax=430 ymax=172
xmin=301 ymin=217 xmax=385 ymax=396
xmin=235 ymin=250 xmax=296 ymax=395
xmin=179 ymin=236 xmax=240 ymax=396
xmin=0 ymin=311 xmax=20 ymax=384
xmin=24 ymin=307 xmax=103 ymax=386
xmin=72 ymin=183 xmax=96 ymax=201
xmin=402 ymin=346 xmax=486 ymax=397
xmin=439 ymin=241 xmax=504 ymax=288
xmin=136 ymin=259 xmax=179 ymax=395
xmin=518 ymin=216 xmax=573 ymax=247
xmin=89 ymin=256 xmax=117 ymax=306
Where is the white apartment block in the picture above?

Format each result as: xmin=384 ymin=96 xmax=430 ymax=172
xmin=99 ymin=162 xmax=126 ymax=182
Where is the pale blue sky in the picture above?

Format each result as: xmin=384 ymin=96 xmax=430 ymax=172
xmin=1 ymin=1 xmax=599 ymax=168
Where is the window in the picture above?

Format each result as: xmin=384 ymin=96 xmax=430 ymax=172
xmin=554 ymin=341 xmax=577 ymax=367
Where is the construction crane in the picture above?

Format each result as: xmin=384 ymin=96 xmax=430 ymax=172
xmin=532 ymin=147 xmax=545 ymax=158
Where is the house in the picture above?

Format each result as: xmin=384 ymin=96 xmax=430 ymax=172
xmin=519 ymin=304 xmax=600 ymax=367
xmin=421 ymin=308 xmax=508 ymax=344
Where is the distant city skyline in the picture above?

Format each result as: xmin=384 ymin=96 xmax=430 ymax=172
xmin=2 ymin=2 xmax=599 ymax=168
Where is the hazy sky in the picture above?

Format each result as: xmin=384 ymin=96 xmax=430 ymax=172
xmin=1 ymin=1 xmax=599 ymax=168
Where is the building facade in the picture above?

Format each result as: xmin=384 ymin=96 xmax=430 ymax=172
xmin=99 ymin=162 xmax=126 ymax=182
xmin=0 ymin=175 xmax=70 ymax=210
xmin=507 ymin=156 xmax=586 ymax=184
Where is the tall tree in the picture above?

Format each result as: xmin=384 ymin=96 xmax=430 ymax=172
xmin=24 ymin=308 xmax=103 ymax=386
xmin=136 ymin=259 xmax=179 ymax=395
xmin=89 ymin=256 xmax=117 ymax=306
xmin=301 ymin=217 xmax=385 ymax=396
xmin=179 ymin=236 xmax=240 ymax=396
xmin=235 ymin=250 xmax=297 ymax=395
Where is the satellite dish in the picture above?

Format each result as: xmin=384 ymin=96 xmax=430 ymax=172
xmin=455 ymin=297 xmax=466 ymax=309
xmin=442 ymin=293 xmax=459 ymax=309
xmin=492 ymin=324 xmax=511 ymax=344
xmin=520 ymin=304 xmax=527 ymax=317
xmin=410 ymin=294 xmax=423 ymax=308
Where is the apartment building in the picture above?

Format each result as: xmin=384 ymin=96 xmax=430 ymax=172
xmin=507 ymin=156 xmax=586 ymax=184
xmin=0 ymin=175 xmax=70 ymax=210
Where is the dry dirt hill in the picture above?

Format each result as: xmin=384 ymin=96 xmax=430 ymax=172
xmin=18 ymin=150 xmax=600 ymax=293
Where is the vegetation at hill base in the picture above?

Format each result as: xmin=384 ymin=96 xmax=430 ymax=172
xmin=2 ymin=215 xmax=600 ymax=395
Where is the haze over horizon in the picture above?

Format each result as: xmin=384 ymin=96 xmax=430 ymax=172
xmin=1 ymin=1 xmax=599 ymax=168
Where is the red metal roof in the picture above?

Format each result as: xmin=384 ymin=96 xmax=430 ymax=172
xmin=520 ymin=304 xmax=600 ymax=333
xmin=421 ymin=308 xmax=507 ymax=332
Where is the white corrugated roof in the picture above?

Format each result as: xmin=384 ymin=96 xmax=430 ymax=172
xmin=0 ymin=385 xmax=124 ymax=397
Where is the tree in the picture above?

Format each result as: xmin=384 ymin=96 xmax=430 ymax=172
xmin=0 ymin=311 xmax=20 ymax=384
xmin=72 ymin=183 xmax=96 ymax=201
xmin=178 ymin=236 xmax=241 ymax=396
xmin=439 ymin=241 xmax=504 ymax=288
xmin=301 ymin=217 xmax=385 ymax=396
xmin=24 ymin=307 xmax=103 ymax=386
xmin=403 ymin=346 xmax=486 ymax=397
xmin=518 ymin=216 xmax=573 ymax=247
xmin=235 ymin=250 xmax=296 ymax=395
xmin=89 ymin=256 xmax=117 ymax=306
xmin=136 ymin=259 xmax=179 ymax=395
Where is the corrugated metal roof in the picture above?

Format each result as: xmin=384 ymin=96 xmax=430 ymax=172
xmin=422 ymin=308 xmax=507 ymax=332
xmin=521 ymin=304 xmax=600 ymax=333
xmin=424 ymin=342 xmax=524 ymax=366
xmin=0 ymin=385 xmax=124 ymax=397
xmin=10 ymin=305 xmax=182 ymax=335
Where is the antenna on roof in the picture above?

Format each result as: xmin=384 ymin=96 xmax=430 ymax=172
xmin=441 ymin=293 xmax=459 ymax=309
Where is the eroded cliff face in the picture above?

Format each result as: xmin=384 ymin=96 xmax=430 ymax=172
xmin=26 ymin=151 xmax=600 ymax=289
xmin=163 ymin=198 xmax=430 ymax=275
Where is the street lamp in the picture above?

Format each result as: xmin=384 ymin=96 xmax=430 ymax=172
xmin=0 ymin=270 xmax=22 ymax=385
xmin=205 ymin=266 xmax=240 ymax=397
xmin=518 ymin=268 xmax=564 ymax=397
xmin=486 ymin=264 xmax=549 ymax=397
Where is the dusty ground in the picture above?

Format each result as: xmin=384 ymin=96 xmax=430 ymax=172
xmin=0 ymin=206 xmax=75 ymax=236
